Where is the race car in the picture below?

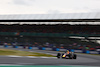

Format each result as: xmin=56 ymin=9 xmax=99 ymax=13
xmin=56 ymin=51 xmax=77 ymax=59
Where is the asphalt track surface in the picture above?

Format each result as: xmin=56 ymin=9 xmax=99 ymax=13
xmin=0 ymin=46 xmax=100 ymax=67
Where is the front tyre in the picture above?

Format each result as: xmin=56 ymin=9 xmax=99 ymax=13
xmin=68 ymin=54 xmax=72 ymax=59
xmin=73 ymin=54 xmax=77 ymax=59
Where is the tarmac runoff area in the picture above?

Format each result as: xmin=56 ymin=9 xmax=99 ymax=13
xmin=0 ymin=46 xmax=100 ymax=67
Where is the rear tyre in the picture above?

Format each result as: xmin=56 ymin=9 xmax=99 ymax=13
xmin=57 ymin=53 xmax=61 ymax=59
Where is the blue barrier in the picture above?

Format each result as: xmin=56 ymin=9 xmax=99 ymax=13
xmin=86 ymin=50 xmax=90 ymax=54
xmin=4 ymin=45 xmax=8 ymax=48
xmin=38 ymin=47 xmax=45 ymax=50
xmin=15 ymin=46 xmax=18 ymax=48
xmin=42 ymin=47 xmax=45 ymax=50
xmin=28 ymin=47 xmax=32 ymax=49
xmin=52 ymin=48 xmax=59 ymax=51
xmin=56 ymin=48 xmax=59 ymax=51
xmin=2 ymin=45 xmax=100 ymax=54
xmin=82 ymin=50 xmax=90 ymax=54
xmin=70 ymin=49 xmax=74 ymax=52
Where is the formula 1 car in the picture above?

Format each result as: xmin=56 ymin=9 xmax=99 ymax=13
xmin=57 ymin=52 xmax=77 ymax=59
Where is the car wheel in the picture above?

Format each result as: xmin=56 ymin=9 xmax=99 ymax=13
xmin=68 ymin=54 xmax=72 ymax=59
xmin=57 ymin=53 xmax=61 ymax=59
xmin=73 ymin=54 xmax=77 ymax=59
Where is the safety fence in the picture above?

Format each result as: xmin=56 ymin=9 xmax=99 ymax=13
xmin=2 ymin=45 xmax=100 ymax=54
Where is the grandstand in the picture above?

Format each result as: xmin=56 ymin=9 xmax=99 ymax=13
xmin=0 ymin=13 xmax=100 ymax=50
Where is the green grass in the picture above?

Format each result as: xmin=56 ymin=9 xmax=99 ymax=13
xmin=0 ymin=49 xmax=55 ymax=57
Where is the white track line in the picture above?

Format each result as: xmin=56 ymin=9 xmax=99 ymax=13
xmin=6 ymin=55 xmax=56 ymax=58
xmin=25 ymin=56 xmax=38 ymax=58
xmin=39 ymin=57 xmax=56 ymax=59
xmin=39 ymin=57 xmax=50 ymax=58
xmin=0 ymin=64 xmax=23 ymax=66
xmin=7 ymin=55 xmax=23 ymax=57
